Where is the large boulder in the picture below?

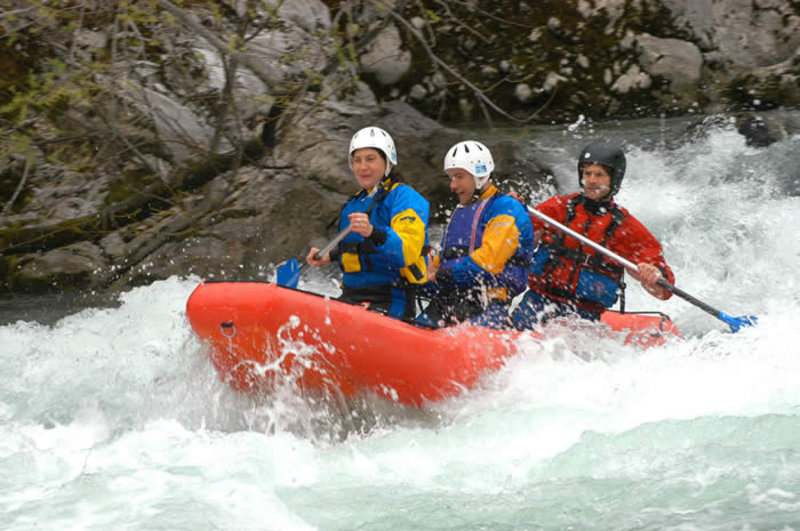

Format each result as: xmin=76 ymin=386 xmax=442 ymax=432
xmin=360 ymin=24 xmax=412 ymax=86
xmin=10 ymin=242 xmax=107 ymax=292
xmin=635 ymin=33 xmax=703 ymax=98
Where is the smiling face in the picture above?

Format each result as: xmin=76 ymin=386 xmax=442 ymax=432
xmin=351 ymin=148 xmax=387 ymax=190
xmin=581 ymin=163 xmax=613 ymax=201
xmin=448 ymin=168 xmax=477 ymax=205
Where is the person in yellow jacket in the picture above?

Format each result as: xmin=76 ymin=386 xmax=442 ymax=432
xmin=417 ymin=141 xmax=534 ymax=329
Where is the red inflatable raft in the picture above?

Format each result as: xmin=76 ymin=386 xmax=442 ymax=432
xmin=185 ymin=281 xmax=680 ymax=405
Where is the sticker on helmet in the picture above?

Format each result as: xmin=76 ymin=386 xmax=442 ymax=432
xmin=475 ymin=163 xmax=487 ymax=174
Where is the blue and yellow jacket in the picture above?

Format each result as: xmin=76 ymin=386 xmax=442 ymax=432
xmin=332 ymin=176 xmax=429 ymax=289
xmin=432 ymin=184 xmax=534 ymax=301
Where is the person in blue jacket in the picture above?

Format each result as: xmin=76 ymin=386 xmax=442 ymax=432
xmin=306 ymin=126 xmax=429 ymax=320
xmin=417 ymin=141 xmax=535 ymax=329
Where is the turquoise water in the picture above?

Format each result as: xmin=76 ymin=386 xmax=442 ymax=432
xmin=2 ymin=116 xmax=800 ymax=529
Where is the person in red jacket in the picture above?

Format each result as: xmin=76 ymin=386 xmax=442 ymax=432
xmin=512 ymin=140 xmax=674 ymax=330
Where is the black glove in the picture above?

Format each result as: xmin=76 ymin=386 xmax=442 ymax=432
xmin=435 ymin=268 xmax=455 ymax=286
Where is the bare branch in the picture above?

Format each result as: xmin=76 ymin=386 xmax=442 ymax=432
xmin=155 ymin=0 xmax=282 ymax=87
xmin=431 ymin=0 xmax=490 ymax=44
xmin=273 ymin=0 xmax=410 ymax=138
xmin=382 ymin=5 xmax=513 ymax=123
xmin=384 ymin=2 xmax=553 ymax=124
xmin=2 ymin=148 xmax=34 ymax=216
xmin=444 ymin=0 xmax=539 ymax=30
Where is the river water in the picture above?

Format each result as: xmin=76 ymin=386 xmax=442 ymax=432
xmin=2 ymin=114 xmax=799 ymax=530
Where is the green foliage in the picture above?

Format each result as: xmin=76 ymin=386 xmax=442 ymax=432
xmin=421 ymin=8 xmax=441 ymax=24
xmin=0 ymin=1 xmax=173 ymax=169
xmin=108 ymin=169 xmax=161 ymax=204
xmin=0 ymin=135 xmax=32 ymax=168
xmin=0 ymin=68 xmax=93 ymax=125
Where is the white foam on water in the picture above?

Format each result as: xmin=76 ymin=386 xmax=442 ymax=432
xmin=2 ymin=121 xmax=800 ymax=530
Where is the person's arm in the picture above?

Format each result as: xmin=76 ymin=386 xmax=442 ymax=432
xmin=305 ymin=247 xmax=331 ymax=266
xmin=531 ymin=195 xmax=568 ymax=237
xmin=368 ymin=186 xmax=429 ymax=269
xmin=439 ymin=199 xmax=526 ymax=289
xmin=470 ymin=215 xmax=521 ymax=274
xmin=630 ymin=262 xmax=669 ymax=297
xmin=426 ymin=249 xmax=440 ymax=282
xmin=612 ymin=216 xmax=674 ymax=300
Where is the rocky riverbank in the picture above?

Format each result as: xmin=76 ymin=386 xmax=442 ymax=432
xmin=1 ymin=0 xmax=798 ymax=294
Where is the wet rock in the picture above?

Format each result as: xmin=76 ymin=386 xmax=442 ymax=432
xmin=360 ymin=24 xmax=412 ymax=85
xmin=611 ymin=64 xmax=652 ymax=94
xmin=735 ymin=110 xmax=800 ymax=147
xmin=4 ymin=0 xmax=799 ymax=298
xmin=736 ymin=115 xmax=778 ymax=147
xmin=11 ymin=242 xmax=107 ymax=292
xmin=635 ymin=33 xmax=703 ymax=94
xmin=490 ymin=140 xmax=556 ymax=201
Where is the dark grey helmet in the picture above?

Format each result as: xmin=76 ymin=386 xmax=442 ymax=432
xmin=577 ymin=141 xmax=626 ymax=196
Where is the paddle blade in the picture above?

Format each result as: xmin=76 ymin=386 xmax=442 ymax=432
xmin=719 ymin=312 xmax=758 ymax=333
xmin=276 ymin=258 xmax=300 ymax=288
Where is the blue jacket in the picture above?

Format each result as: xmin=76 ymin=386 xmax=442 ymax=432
xmin=432 ymin=184 xmax=534 ymax=301
xmin=334 ymin=176 xmax=429 ymax=289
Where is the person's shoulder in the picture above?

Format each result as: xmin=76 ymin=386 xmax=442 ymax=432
xmin=613 ymin=203 xmax=655 ymax=235
xmin=386 ymin=181 xmax=429 ymax=214
xmin=390 ymin=182 xmax=425 ymax=198
xmin=493 ymin=193 xmax=527 ymax=213
xmin=535 ymin=193 xmax=573 ymax=209
xmin=609 ymin=200 xmax=633 ymax=219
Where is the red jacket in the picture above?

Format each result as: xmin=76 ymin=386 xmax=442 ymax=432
xmin=529 ymin=193 xmax=674 ymax=313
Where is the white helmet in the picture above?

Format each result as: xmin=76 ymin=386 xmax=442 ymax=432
xmin=444 ymin=140 xmax=495 ymax=189
xmin=349 ymin=126 xmax=397 ymax=177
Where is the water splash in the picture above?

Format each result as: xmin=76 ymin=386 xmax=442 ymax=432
xmin=3 ymin=120 xmax=800 ymax=529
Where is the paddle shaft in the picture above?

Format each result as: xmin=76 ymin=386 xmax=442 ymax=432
xmin=314 ymin=226 xmax=352 ymax=260
xmin=293 ymin=226 xmax=353 ymax=279
xmin=280 ymin=188 xmax=389 ymax=288
xmin=301 ymin=187 xmax=378 ymax=266
xmin=526 ymin=206 xmax=730 ymax=321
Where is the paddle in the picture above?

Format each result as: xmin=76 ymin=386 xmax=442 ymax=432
xmin=526 ymin=206 xmax=757 ymax=333
xmin=276 ymin=226 xmax=352 ymax=289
